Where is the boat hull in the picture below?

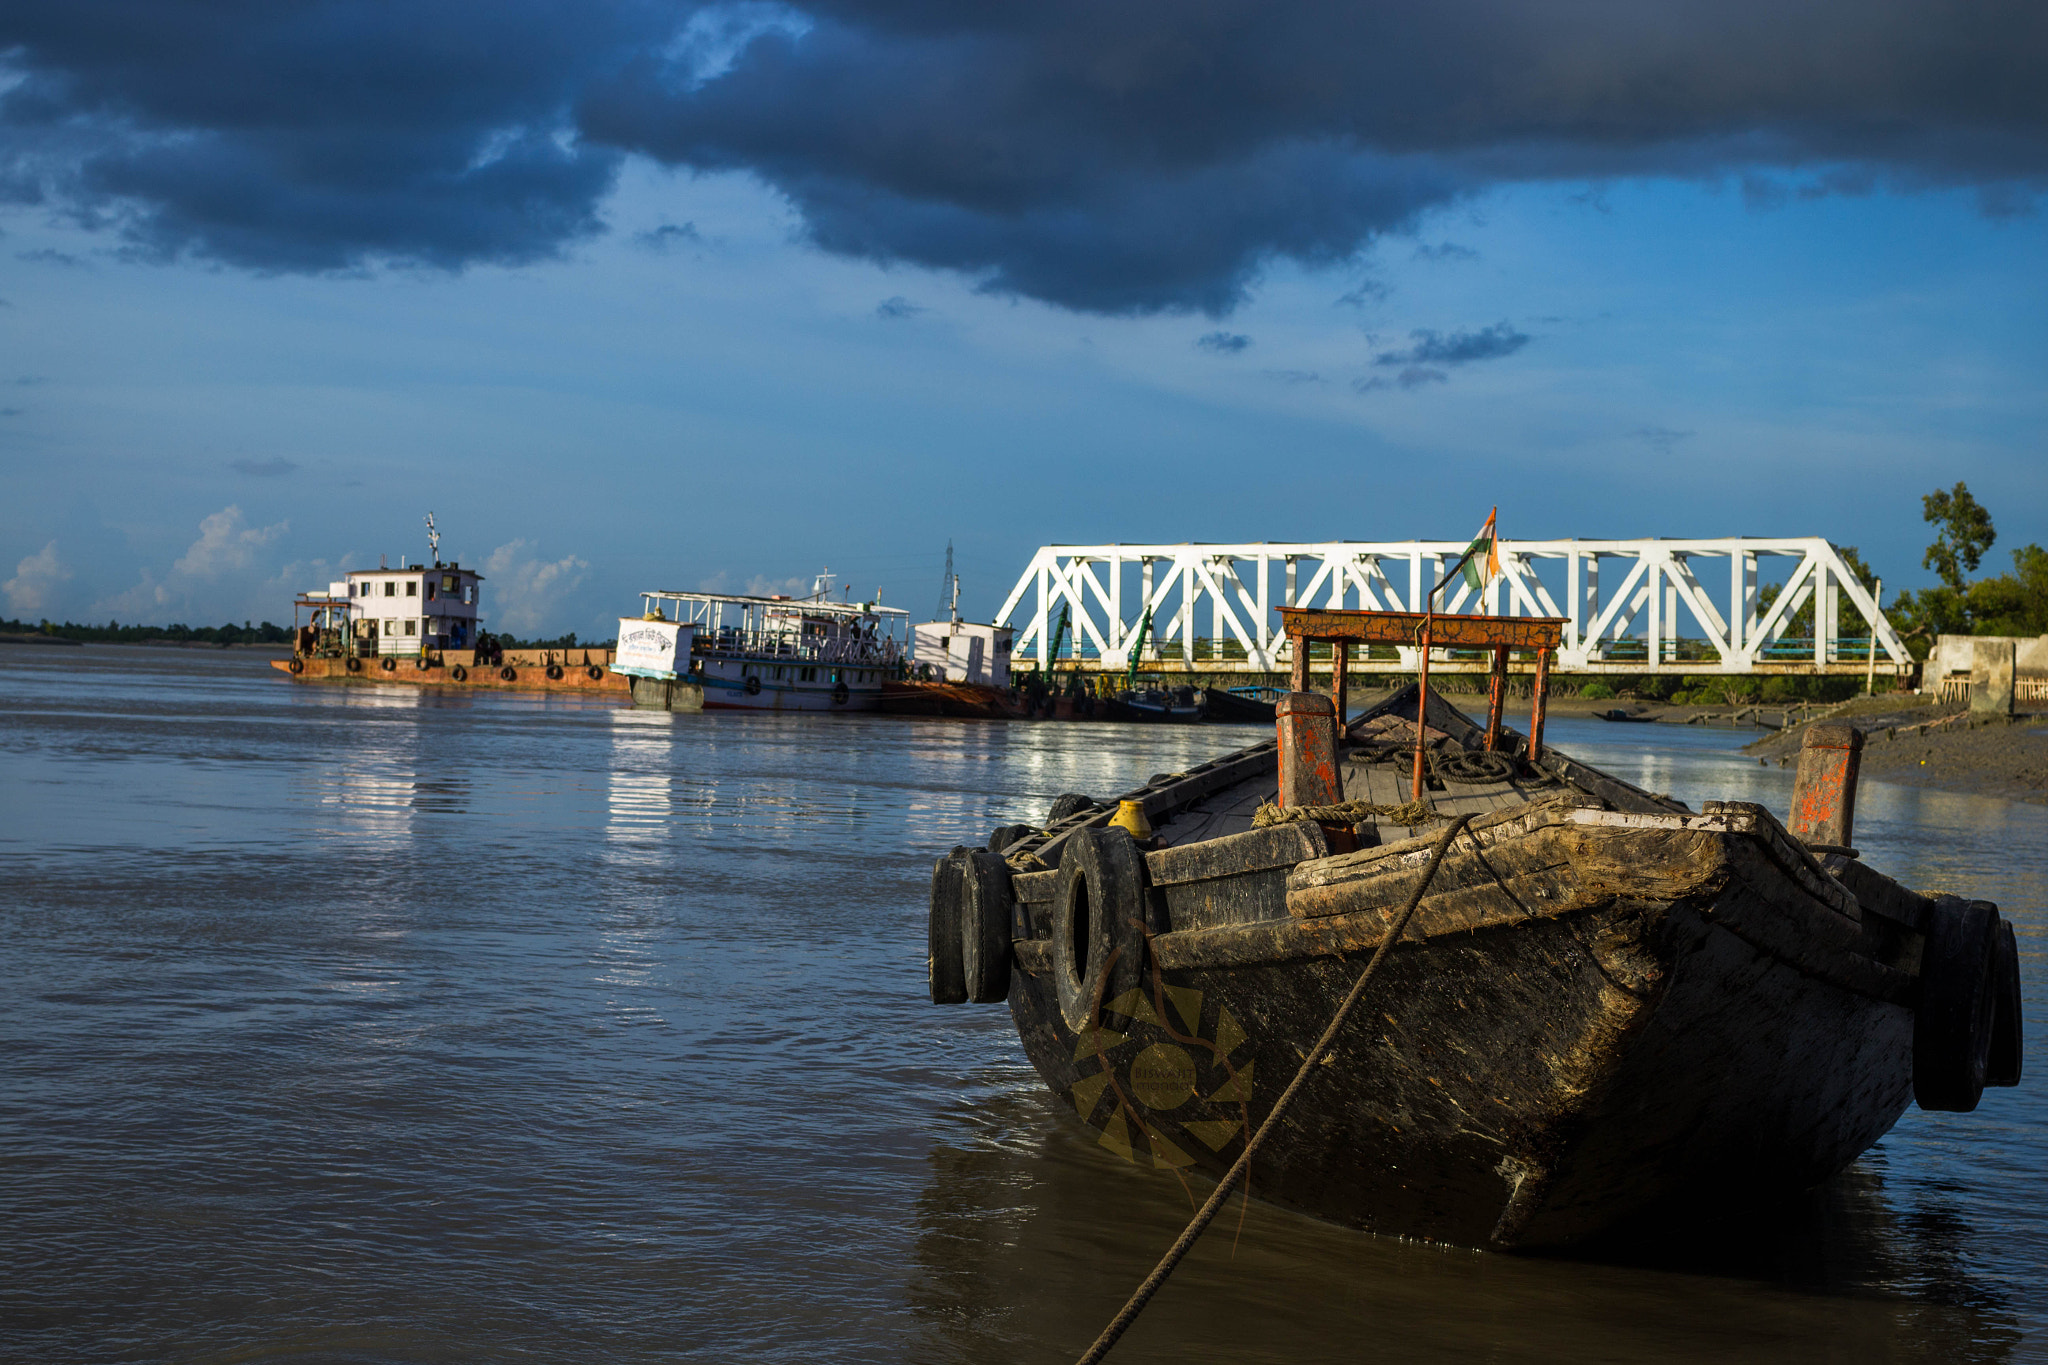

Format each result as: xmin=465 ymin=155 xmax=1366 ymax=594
xmin=695 ymin=655 xmax=886 ymax=712
xmin=1003 ymin=800 xmax=1917 ymax=1249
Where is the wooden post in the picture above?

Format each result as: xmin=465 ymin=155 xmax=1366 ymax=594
xmin=1289 ymin=631 xmax=1309 ymax=693
xmin=1411 ymin=618 xmax=1432 ymax=804
xmin=1789 ymin=721 xmax=1864 ymax=848
xmin=1484 ymin=645 xmax=1507 ymax=752
xmin=1528 ymin=646 xmax=1550 ymax=763
xmin=1331 ymin=639 xmax=1349 ymax=734
xmin=1276 ymin=691 xmax=1342 ymax=808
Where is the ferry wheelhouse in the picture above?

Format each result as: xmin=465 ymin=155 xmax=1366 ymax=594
xmin=621 ymin=578 xmax=909 ymax=712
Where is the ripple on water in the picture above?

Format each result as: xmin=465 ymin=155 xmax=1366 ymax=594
xmin=0 ymin=648 xmax=2042 ymax=1363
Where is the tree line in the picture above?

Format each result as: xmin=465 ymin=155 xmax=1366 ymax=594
xmin=1 ymin=617 xmax=293 ymax=645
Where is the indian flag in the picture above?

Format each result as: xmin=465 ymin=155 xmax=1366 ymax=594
xmin=1461 ymin=508 xmax=1501 ymax=592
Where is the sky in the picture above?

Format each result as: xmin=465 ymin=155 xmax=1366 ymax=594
xmin=0 ymin=2 xmax=2043 ymax=638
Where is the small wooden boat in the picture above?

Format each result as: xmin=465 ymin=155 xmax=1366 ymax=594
xmin=928 ymin=608 xmax=2022 ymax=1251
xmin=1201 ymin=685 xmax=1284 ymax=724
xmin=1107 ymin=684 xmax=1205 ymax=723
xmin=1593 ymin=707 xmax=1659 ymax=723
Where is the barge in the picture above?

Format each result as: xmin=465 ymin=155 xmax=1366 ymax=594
xmin=928 ymin=605 xmax=2023 ymax=1251
xmin=271 ymin=518 xmax=628 ymax=696
xmin=627 ymin=577 xmax=908 ymax=712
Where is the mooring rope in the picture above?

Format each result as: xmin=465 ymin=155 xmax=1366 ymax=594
xmin=1072 ymin=813 xmax=1477 ymax=1365
xmin=1250 ymin=797 xmax=1442 ymax=829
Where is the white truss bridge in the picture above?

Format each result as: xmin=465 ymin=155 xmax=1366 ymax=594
xmin=994 ymin=539 xmax=1910 ymax=676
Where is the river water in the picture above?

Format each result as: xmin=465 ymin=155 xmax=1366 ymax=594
xmin=3 ymin=646 xmax=2043 ymax=1364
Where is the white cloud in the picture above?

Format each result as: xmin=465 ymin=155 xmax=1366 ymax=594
xmin=171 ymin=505 xmax=287 ymax=579
xmin=91 ymin=505 xmax=292 ymax=622
xmin=3 ymin=541 xmax=71 ymax=615
xmin=482 ymin=539 xmax=589 ymax=634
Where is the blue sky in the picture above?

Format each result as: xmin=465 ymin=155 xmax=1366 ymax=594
xmin=1 ymin=5 xmax=2043 ymax=637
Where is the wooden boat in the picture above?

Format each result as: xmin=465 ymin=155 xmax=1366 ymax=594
xmin=1201 ymin=685 xmax=1284 ymax=724
xmin=1107 ymin=684 xmax=1206 ymax=723
xmin=1593 ymin=707 xmax=1659 ymax=723
xmin=927 ymin=608 xmax=2023 ymax=1251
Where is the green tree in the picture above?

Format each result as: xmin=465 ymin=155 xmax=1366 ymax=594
xmin=1965 ymin=544 xmax=2048 ymax=637
xmin=1922 ymin=482 xmax=1995 ymax=591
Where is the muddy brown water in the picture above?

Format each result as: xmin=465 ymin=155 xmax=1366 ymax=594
xmin=3 ymin=646 xmax=2043 ymax=1363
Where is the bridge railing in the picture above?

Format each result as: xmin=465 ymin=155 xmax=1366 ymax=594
xmin=992 ymin=539 xmax=1910 ymax=676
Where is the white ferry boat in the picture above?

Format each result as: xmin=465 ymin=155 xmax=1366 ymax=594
xmin=618 ymin=575 xmax=909 ymax=712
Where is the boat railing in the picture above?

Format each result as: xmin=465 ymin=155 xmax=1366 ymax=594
xmin=695 ymin=628 xmax=901 ymax=666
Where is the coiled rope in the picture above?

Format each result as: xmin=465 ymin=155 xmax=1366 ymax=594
xmin=1251 ymin=797 xmax=1441 ymax=829
xmin=1073 ymin=813 xmax=1478 ymax=1365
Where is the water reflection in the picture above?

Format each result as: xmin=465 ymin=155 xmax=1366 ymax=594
xmin=907 ymin=1091 xmax=2023 ymax=1364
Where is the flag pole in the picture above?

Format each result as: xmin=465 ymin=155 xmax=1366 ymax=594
xmin=1413 ymin=510 xmax=1498 ymax=804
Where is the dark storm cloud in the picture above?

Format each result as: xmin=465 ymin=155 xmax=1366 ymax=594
xmin=229 ymin=457 xmax=299 ymax=477
xmin=1196 ymin=331 xmax=1251 ymax=354
xmin=2 ymin=2 xmax=2044 ymax=312
xmin=635 ymin=221 xmax=703 ymax=251
xmin=1374 ymin=323 xmax=1529 ymax=367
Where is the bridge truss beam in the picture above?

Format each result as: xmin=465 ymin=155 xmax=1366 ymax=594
xmin=993 ymin=539 xmax=1910 ymax=676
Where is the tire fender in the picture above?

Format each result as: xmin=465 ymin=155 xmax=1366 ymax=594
xmin=499 ymin=666 xmax=517 ymax=682
xmin=1988 ymin=917 xmax=2024 ymax=1088
xmin=961 ymin=850 xmax=1015 ymax=1004
xmin=1051 ymin=828 xmax=1148 ymax=1034
xmin=381 ymin=657 xmax=397 ymax=672
xmin=1915 ymin=896 xmax=1999 ymax=1112
xmin=345 ymin=657 xmax=362 ymax=673
xmin=546 ymin=664 xmax=564 ymax=680
xmin=451 ymin=665 xmax=467 ymax=682
xmin=929 ymin=849 xmax=970 ymax=1005
xmin=587 ymin=665 xmax=604 ymax=680
xmin=288 ymin=658 xmax=305 ymax=674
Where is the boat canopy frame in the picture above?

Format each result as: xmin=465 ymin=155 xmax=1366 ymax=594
xmin=1280 ymin=606 xmax=1567 ymax=801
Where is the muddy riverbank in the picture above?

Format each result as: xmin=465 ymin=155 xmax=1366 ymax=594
xmin=1748 ymin=694 xmax=2048 ymax=807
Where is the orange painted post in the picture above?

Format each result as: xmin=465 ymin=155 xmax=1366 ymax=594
xmin=1484 ymin=645 xmax=1507 ymax=752
xmin=1529 ymin=646 xmax=1551 ymax=763
xmin=1789 ymin=721 xmax=1865 ymax=848
xmin=1411 ymin=618 xmax=1433 ymax=804
xmin=1276 ymin=691 xmax=1342 ymax=808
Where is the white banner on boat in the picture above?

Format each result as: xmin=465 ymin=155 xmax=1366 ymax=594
xmin=613 ymin=618 xmax=695 ymax=678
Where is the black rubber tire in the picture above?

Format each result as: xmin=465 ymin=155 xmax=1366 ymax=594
xmin=744 ymin=675 xmax=762 ymax=695
xmin=1051 ymin=828 xmax=1147 ymax=1033
xmin=833 ymin=680 xmax=850 ymax=705
xmin=500 ymin=666 xmax=517 ymax=681
xmin=288 ymin=658 xmax=304 ymax=674
xmin=416 ymin=659 xmax=431 ymax=671
xmin=987 ymin=823 xmax=1036 ymax=854
xmin=451 ymin=665 xmax=467 ymax=682
xmin=546 ymin=664 xmax=564 ymax=680
xmin=1046 ymin=793 xmax=1096 ymax=825
xmin=587 ymin=665 xmax=603 ymax=680
xmin=1987 ymin=917 xmax=2024 ymax=1088
xmin=1915 ymin=897 xmax=1999 ymax=1112
xmin=928 ymin=849 xmax=970 ymax=1005
xmin=381 ymin=658 xmax=396 ymax=672
xmin=345 ymin=656 xmax=362 ymax=672
xmin=961 ymin=850 xmax=1015 ymax=1004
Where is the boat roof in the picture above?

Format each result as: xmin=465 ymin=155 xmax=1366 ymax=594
xmin=638 ymin=589 xmax=909 ymax=619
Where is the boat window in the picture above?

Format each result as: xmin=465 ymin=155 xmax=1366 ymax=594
xmin=384 ymin=582 xmax=396 ymax=597
xmin=406 ymin=582 xmax=418 ymax=597
xmin=425 ymin=581 xmax=436 ymax=601
xmin=404 ymin=619 xmax=417 ymax=636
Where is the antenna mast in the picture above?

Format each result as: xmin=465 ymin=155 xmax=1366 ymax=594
xmin=425 ymin=512 xmax=441 ymax=566
xmin=936 ymin=540 xmax=957 ymax=623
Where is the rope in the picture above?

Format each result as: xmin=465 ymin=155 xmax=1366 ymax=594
xmin=1072 ymin=813 xmax=1477 ymax=1365
xmin=1251 ymin=797 xmax=1442 ymax=829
